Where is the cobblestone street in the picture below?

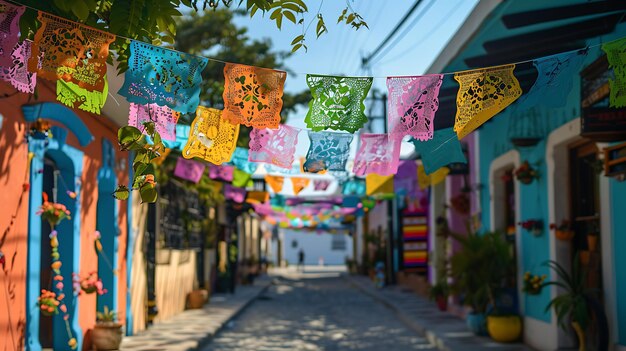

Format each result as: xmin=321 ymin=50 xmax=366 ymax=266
xmin=203 ymin=271 xmax=436 ymax=351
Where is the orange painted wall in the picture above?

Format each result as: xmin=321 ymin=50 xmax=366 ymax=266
xmin=0 ymin=79 xmax=129 ymax=350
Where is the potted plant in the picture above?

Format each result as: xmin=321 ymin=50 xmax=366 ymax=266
xmin=38 ymin=289 xmax=60 ymax=316
xmin=187 ymin=287 xmax=209 ymax=309
xmin=543 ymin=258 xmax=609 ymax=351
xmin=550 ymin=220 xmax=574 ymax=241
xmin=514 ymin=161 xmax=539 ymax=184
xmin=522 ymin=271 xmax=547 ymax=295
xmin=92 ymin=306 xmax=123 ymax=351
xmin=518 ymin=219 xmax=543 ymax=236
xmin=429 ymin=281 xmax=450 ymax=311
xmin=450 ymin=231 xmax=519 ymax=339
xmin=76 ymin=271 xmax=107 ymax=295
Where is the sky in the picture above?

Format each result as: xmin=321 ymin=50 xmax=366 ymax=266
xmin=227 ymin=0 xmax=479 ymax=195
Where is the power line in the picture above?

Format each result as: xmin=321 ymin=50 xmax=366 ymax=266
xmin=367 ymin=0 xmax=437 ymax=67
xmin=361 ymin=0 xmax=425 ymax=68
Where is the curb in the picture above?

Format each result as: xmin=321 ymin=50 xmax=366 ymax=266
xmin=344 ymin=275 xmax=451 ymax=351
xmin=191 ymin=278 xmax=273 ymax=351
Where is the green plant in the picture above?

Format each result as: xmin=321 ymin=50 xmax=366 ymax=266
xmin=429 ymin=281 xmax=450 ymax=300
xmin=449 ymin=231 xmax=514 ymax=314
xmin=113 ymin=122 xmax=164 ymax=203
xmin=543 ymin=258 xmax=596 ymax=331
xmin=96 ymin=306 xmax=117 ymax=323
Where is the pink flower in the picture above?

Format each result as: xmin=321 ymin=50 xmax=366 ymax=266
xmin=93 ymin=231 xmax=101 ymax=240
xmin=55 ymin=282 xmax=64 ymax=290
xmin=59 ymin=304 xmax=67 ymax=313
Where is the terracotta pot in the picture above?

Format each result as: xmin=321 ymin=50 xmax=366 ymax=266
xmin=580 ymin=251 xmax=591 ymax=265
xmin=187 ymin=289 xmax=209 ymax=309
xmin=487 ymin=315 xmax=522 ymax=343
xmin=435 ymin=295 xmax=448 ymax=311
xmin=587 ymin=234 xmax=598 ymax=251
xmin=92 ymin=323 xmax=123 ymax=350
xmin=555 ymin=230 xmax=574 ymax=241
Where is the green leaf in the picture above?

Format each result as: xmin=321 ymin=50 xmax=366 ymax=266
xmin=276 ymin=13 xmax=283 ymax=29
xmin=291 ymin=34 xmax=304 ymax=45
xmin=53 ymin=0 xmax=71 ymax=11
xmin=71 ymin=1 xmax=90 ymax=20
xmin=113 ymin=185 xmax=130 ymax=200
xmin=133 ymin=162 xmax=149 ymax=176
xmin=291 ymin=43 xmax=303 ymax=53
xmin=290 ymin=0 xmax=308 ymax=11
xmin=347 ymin=13 xmax=355 ymax=24
xmin=139 ymin=184 xmax=158 ymax=203
xmin=270 ymin=8 xmax=281 ymax=20
xmin=284 ymin=11 xmax=296 ymax=24
xmin=118 ymin=126 xmax=143 ymax=151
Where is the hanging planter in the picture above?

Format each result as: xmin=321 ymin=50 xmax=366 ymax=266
xmin=518 ymin=219 xmax=543 ymax=236
xmin=514 ymin=161 xmax=539 ymax=184
xmin=38 ymin=289 xmax=60 ymax=316
xmin=450 ymin=192 xmax=470 ymax=215
xmin=550 ymin=220 xmax=574 ymax=241
xmin=28 ymin=118 xmax=52 ymax=140
xmin=522 ymin=272 xmax=546 ymax=295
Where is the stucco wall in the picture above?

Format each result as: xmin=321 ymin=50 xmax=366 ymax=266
xmin=0 ymin=79 xmax=128 ymax=350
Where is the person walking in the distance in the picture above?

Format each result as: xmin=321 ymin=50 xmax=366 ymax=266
xmin=298 ymin=249 xmax=305 ymax=272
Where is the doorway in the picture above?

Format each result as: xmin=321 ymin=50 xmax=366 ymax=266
xmin=39 ymin=157 xmax=56 ymax=348
xmin=569 ymin=141 xmax=606 ymax=347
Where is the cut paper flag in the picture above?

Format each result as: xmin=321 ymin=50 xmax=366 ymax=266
xmin=454 ymin=64 xmax=522 ymax=139
xmin=222 ymin=63 xmax=286 ymax=128
xmin=230 ymin=147 xmax=258 ymax=174
xmin=291 ymin=177 xmax=310 ymax=195
xmin=30 ymin=12 xmax=115 ymax=114
xmin=418 ymin=165 xmax=449 ymax=189
xmin=173 ymin=157 xmax=205 ymax=183
xmin=249 ymin=124 xmax=299 ymax=169
xmin=387 ymin=74 xmax=443 ymax=141
xmin=0 ymin=0 xmax=25 ymax=67
xmin=182 ymin=107 xmax=239 ymax=165
xmin=353 ymin=134 xmax=401 ymax=176
xmin=313 ymin=179 xmax=331 ymax=191
xmin=342 ymin=179 xmax=366 ymax=196
xmin=224 ymin=184 xmax=246 ymax=203
xmin=0 ymin=40 xmax=36 ymax=93
xmin=246 ymin=191 xmax=269 ymax=204
xmin=128 ymin=103 xmax=180 ymax=142
xmin=602 ymin=38 xmax=626 ymax=107
xmin=265 ymin=175 xmax=285 ymax=193
xmin=366 ymin=174 xmax=394 ymax=196
xmin=208 ymin=165 xmax=235 ymax=182
xmin=412 ymin=127 xmax=467 ymax=175
xmin=395 ymin=160 xmax=418 ymax=196
xmin=303 ymin=131 xmax=353 ymax=173
xmin=305 ymin=75 xmax=373 ymax=133
xmin=232 ymin=168 xmax=251 ymax=188
xmin=519 ymin=50 xmax=587 ymax=109
xmin=119 ymin=40 xmax=207 ymax=114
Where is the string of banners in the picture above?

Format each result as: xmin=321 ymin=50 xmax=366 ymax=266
xmin=2 ymin=2 xmax=626 ymax=178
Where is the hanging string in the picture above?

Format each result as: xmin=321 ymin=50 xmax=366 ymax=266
xmin=7 ymin=0 xmax=626 ymax=79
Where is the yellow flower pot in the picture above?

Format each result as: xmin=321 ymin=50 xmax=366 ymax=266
xmin=487 ymin=315 xmax=522 ymax=343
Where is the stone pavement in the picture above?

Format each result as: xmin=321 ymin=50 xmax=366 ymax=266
xmin=120 ymin=276 xmax=272 ymax=351
xmin=202 ymin=270 xmax=436 ymax=351
xmin=346 ymin=275 xmax=535 ymax=351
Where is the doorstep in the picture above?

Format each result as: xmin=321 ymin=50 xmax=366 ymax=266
xmin=119 ymin=276 xmax=272 ymax=351
xmin=345 ymin=275 xmax=535 ymax=351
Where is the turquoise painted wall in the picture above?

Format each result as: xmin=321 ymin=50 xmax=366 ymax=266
xmin=437 ymin=0 xmax=626 ymax=336
xmin=610 ymin=178 xmax=626 ymax=344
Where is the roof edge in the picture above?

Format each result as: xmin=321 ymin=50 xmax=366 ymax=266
xmin=425 ymin=0 xmax=502 ymax=74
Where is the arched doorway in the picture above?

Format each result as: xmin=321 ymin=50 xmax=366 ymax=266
xmin=23 ymin=102 xmax=91 ymax=351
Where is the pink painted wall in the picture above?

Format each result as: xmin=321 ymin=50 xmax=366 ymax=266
xmin=0 ymin=80 xmax=128 ymax=350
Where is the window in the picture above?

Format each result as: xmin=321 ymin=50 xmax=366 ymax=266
xmin=331 ymin=236 xmax=346 ymax=251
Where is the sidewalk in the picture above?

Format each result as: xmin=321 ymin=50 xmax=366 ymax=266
xmin=120 ymin=276 xmax=272 ymax=351
xmin=345 ymin=275 xmax=534 ymax=351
